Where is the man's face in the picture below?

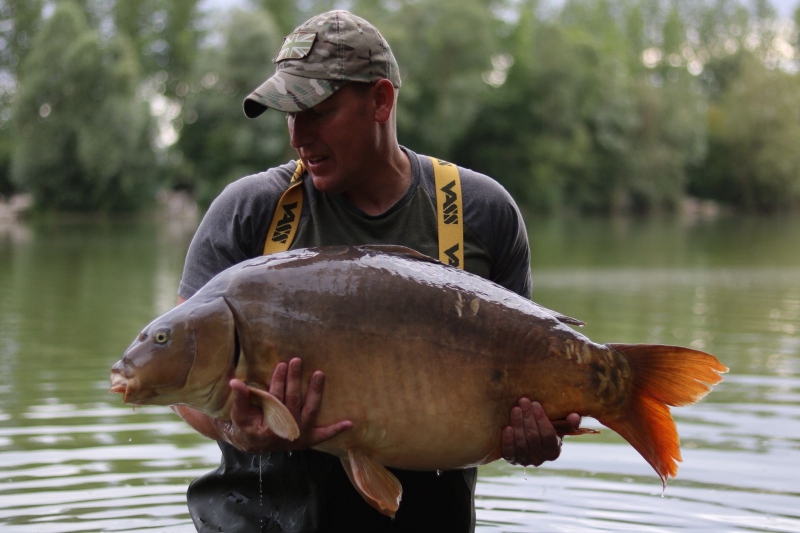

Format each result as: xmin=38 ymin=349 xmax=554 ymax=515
xmin=286 ymin=83 xmax=376 ymax=196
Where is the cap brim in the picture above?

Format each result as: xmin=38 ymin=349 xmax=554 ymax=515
xmin=243 ymin=71 xmax=346 ymax=118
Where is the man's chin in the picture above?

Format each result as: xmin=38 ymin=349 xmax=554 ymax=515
xmin=308 ymin=174 xmax=345 ymax=195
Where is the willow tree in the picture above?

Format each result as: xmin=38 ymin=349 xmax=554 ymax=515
xmin=12 ymin=1 xmax=157 ymax=211
xmin=0 ymin=0 xmax=44 ymax=197
xmin=112 ymin=0 xmax=202 ymax=99
xmin=692 ymin=54 xmax=800 ymax=211
xmin=455 ymin=0 xmax=706 ymax=214
xmin=175 ymin=8 xmax=287 ymax=207
xmin=387 ymin=0 xmax=499 ymax=159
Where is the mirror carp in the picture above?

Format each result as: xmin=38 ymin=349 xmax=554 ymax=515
xmin=110 ymin=245 xmax=728 ymax=517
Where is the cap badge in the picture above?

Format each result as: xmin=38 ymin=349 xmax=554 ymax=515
xmin=275 ymin=31 xmax=317 ymax=63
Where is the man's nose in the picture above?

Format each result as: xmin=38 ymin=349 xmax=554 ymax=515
xmin=289 ymin=113 xmax=316 ymax=148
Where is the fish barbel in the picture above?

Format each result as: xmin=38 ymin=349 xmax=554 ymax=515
xmin=110 ymin=245 xmax=727 ymax=517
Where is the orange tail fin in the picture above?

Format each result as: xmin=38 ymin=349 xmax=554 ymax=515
xmin=599 ymin=344 xmax=728 ymax=487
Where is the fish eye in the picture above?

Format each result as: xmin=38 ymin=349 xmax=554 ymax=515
xmin=153 ymin=329 xmax=170 ymax=345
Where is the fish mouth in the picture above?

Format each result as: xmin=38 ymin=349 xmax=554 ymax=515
xmin=110 ymin=362 xmax=131 ymax=402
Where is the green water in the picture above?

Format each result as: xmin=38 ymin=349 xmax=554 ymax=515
xmin=0 ymin=213 xmax=798 ymax=532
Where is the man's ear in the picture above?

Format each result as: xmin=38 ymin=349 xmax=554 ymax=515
xmin=372 ymin=79 xmax=396 ymax=124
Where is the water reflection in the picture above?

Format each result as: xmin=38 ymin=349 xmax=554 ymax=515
xmin=0 ymin=214 xmax=797 ymax=531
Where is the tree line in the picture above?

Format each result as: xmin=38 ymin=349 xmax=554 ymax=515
xmin=2 ymin=0 xmax=800 ymax=213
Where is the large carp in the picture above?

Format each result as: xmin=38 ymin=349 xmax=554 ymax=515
xmin=110 ymin=245 xmax=727 ymax=517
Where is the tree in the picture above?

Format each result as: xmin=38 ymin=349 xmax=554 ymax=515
xmin=690 ymin=53 xmax=800 ymax=211
xmin=12 ymin=1 xmax=158 ymax=211
xmin=112 ymin=0 xmax=202 ymax=99
xmin=252 ymin=0 xmax=302 ymax=34
xmin=0 ymin=0 xmax=43 ymax=74
xmin=0 ymin=0 xmax=43 ymax=197
xmin=175 ymin=8 xmax=287 ymax=207
xmin=385 ymin=0 xmax=500 ymax=158
xmin=454 ymin=0 xmax=707 ymax=214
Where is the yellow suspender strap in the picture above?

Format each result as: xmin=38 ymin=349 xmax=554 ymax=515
xmin=263 ymin=160 xmax=306 ymax=255
xmin=430 ymin=157 xmax=464 ymax=269
xmin=264 ymin=158 xmax=464 ymax=266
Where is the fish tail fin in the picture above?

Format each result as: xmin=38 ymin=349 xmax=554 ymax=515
xmin=599 ymin=344 xmax=728 ymax=486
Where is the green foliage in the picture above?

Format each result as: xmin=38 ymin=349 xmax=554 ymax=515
xmin=252 ymin=0 xmax=302 ymax=34
xmin=0 ymin=0 xmax=44 ymax=196
xmin=384 ymin=0 xmax=499 ymax=158
xmin=175 ymin=8 xmax=288 ymax=208
xmin=0 ymin=0 xmax=43 ymax=72
xmin=455 ymin=0 xmax=705 ymax=214
xmin=112 ymin=0 xmax=202 ymax=98
xmin=2 ymin=0 xmax=800 ymax=213
xmin=690 ymin=54 xmax=800 ymax=211
xmin=11 ymin=1 xmax=157 ymax=211
xmin=0 ymin=128 xmax=13 ymax=197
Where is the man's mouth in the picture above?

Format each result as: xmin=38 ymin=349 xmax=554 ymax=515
xmin=306 ymin=156 xmax=328 ymax=166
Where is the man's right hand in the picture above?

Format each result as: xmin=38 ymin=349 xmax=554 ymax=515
xmin=173 ymin=357 xmax=352 ymax=455
xmin=219 ymin=357 xmax=353 ymax=454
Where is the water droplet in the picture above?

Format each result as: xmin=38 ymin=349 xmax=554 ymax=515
xmin=436 ymin=470 xmax=442 ymax=476
xmin=288 ymin=450 xmax=292 ymax=458
xmin=523 ymin=466 xmax=528 ymax=480
xmin=259 ymin=453 xmax=264 ymax=529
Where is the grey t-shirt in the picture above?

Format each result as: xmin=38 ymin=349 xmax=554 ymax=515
xmin=179 ymin=148 xmax=532 ymax=533
xmin=179 ymin=148 xmax=531 ymax=300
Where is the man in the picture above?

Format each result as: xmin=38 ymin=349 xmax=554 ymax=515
xmin=174 ymin=10 xmax=580 ymax=532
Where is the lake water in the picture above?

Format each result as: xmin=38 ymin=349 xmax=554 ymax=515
xmin=0 ymin=213 xmax=798 ymax=532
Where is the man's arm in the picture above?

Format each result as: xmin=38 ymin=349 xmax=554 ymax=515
xmin=172 ymin=296 xmax=352 ymax=454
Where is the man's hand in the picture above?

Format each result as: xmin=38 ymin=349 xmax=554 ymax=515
xmin=215 ymin=357 xmax=353 ymax=454
xmin=501 ymin=398 xmax=581 ymax=467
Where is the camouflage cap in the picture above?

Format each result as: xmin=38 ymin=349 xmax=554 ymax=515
xmin=243 ymin=10 xmax=402 ymax=117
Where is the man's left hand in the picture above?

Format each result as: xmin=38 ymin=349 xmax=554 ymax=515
xmin=501 ymin=398 xmax=581 ymax=466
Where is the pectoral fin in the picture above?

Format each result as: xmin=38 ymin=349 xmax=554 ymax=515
xmin=340 ymin=450 xmax=402 ymax=518
xmin=246 ymin=385 xmax=300 ymax=441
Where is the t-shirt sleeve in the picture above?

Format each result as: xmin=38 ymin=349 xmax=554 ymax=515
xmin=459 ymin=167 xmax=533 ymax=298
xmin=488 ymin=198 xmax=532 ymax=298
xmin=178 ymin=167 xmax=292 ymax=299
